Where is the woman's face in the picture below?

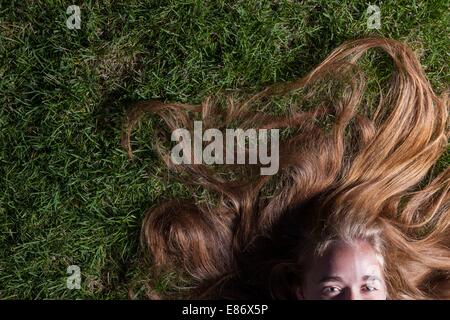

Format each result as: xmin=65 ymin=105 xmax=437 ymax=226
xmin=298 ymin=240 xmax=387 ymax=300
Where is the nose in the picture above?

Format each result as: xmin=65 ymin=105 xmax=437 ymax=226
xmin=341 ymin=288 xmax=362 ymax=300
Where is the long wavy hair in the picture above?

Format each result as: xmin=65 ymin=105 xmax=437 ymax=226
xmin=122 ymin=37 xmax=449 ymax=300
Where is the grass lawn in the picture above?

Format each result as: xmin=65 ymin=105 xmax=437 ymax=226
xmin=0 ymin=0 xmax=448 ymax=299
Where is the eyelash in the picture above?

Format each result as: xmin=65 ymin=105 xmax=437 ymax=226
xmin=322 ymin=286 xmax=341 ymax=294
xmin=322 ymin=285 xmax=379 ymax=295
xmin=362 ymin=285 xmax=378 ymax=292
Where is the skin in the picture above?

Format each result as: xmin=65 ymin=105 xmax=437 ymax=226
xmin=297 ymin=240 xmax=387 ymax=300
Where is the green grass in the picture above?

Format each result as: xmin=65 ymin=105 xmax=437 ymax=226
xmin=0 ymin=0 xmax=448 ymax=299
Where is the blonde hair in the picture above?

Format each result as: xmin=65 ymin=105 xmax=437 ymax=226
xmin=122 ymin=37 xmax=449 ymax=299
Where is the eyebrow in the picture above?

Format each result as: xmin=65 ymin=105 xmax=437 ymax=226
xmin=362 ymin=275 xmax=381 ymax=282
xmin=318 ymin=275 xmax=381 ymax=284
xmin=318 ymin=276 xmax=344 ymax=284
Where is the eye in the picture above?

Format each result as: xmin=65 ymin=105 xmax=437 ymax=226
xmin=362 ymin=285 xmax=378 ymax=292
xmin=322 ymin=286 xmax=342 ymax=297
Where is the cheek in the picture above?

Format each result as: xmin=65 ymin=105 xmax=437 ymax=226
xmin=379 ymin=287 xmax=388 ymax=300
xmin=364 ymin=289 xmax=387 ymax=300
xmin=373 ymin=292 xmax=387 ymax=300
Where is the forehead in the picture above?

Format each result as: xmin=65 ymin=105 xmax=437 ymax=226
xmin=310 ymin=240 xmax=383 ymax=281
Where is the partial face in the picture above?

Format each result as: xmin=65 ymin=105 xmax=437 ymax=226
xmin=298 ymin=240 xmax=387 ymax=300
